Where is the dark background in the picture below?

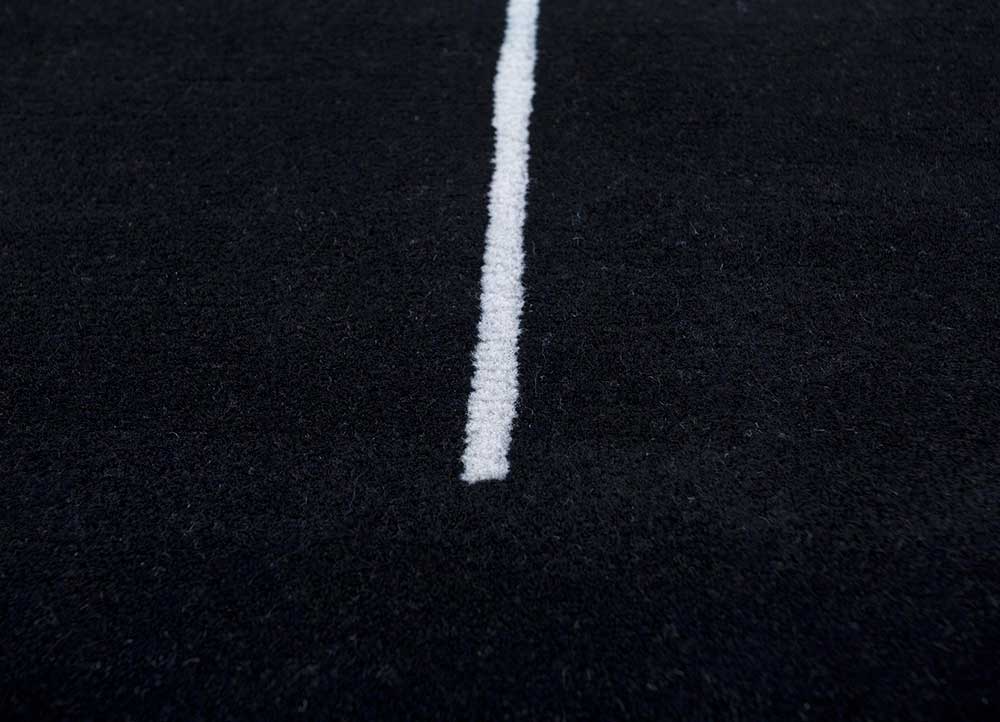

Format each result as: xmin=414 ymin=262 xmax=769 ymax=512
xmin=3 ymin=1 xmax=999 ymax=719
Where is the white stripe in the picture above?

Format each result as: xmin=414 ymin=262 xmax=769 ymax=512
xmin=461 ymin=0 xmax=540 ymax=483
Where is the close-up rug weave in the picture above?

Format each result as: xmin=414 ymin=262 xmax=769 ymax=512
xmin=3 ymin=0 xmax=999 ymax=719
